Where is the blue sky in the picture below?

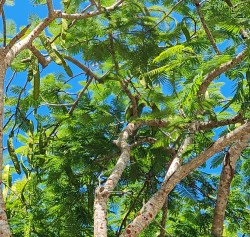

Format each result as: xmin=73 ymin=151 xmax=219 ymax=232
xmin=2 ymin=0 xmax=238 ymax=174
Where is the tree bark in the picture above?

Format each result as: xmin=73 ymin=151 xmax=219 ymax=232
xmin=158 ymin=197 xmax=168 ymax=237
xmin=211 ymin=135 xmax=249 ymax=236
xmin=0 ymin=52 xmax=12 ymax=236
xmin=94 ymin=123 xmax=138 ymax=237
xmin=120 ymin=121 xmax=250 ymax=237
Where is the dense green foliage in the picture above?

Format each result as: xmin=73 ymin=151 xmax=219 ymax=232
xmin=1 ymin=0 xmax=250 ymax=236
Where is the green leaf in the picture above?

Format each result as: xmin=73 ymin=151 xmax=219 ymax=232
xmin=5 ymin=0 xmax=14 ymax=6
xmin=181 ymin=18 xmax=190 ymax=41
xmin=6 ymin=19 xmax=17 ymax=36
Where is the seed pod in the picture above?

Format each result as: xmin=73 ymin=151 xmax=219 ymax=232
xmin=7 ymin=136 xmax=21 ymax=174
xmin=33 ymin=63 xmax=40 ymax=100
xmin=39 ymin=129 xmax=47 ymax=155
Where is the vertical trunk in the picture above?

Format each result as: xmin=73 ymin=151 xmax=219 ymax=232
xmin=94 ymin=188 xmax=108 ymax=237
xmin=212 ymin=135 xmax=249 ymax=237
xmin=94 ymin=123 xmax=137 ymax=237
xmin=0 ymin=58 xmax=12 ymax=236
xmin=158 ymin=197 xmax=168 ymax=237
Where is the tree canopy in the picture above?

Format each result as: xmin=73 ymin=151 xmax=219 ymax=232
xmin=0 ymin=0 xmax=250 ymax=237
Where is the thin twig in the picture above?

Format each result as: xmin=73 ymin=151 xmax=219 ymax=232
xmin=152 ymin=0 xmax=185 ymax=29
xmin=159 ymin=197 xmax=168 ymax=237
xmin=108 ymin=31 xmax=138 ymax=117
xmin=64 ymin=72 xmax=85 ymax=84
xmin=40 ymin=94 xmax=74 ymax=106
xmin=5 ymin=70 xmax=16 ymax=94
xmin=68 ymin=76 xmax=94 ymax=115
xmin=2 ymin=181 xmax=28 ymax=206
xmin=7 ymin=78 xmax=30 ymax=134
xmin=3 ymin=114 xmax=14 ymax=130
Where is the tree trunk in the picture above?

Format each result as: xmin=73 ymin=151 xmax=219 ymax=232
xmin=120 ymin=122 xmax=250 ymax=237
xmin=212 ymin=135 xmax=249 ymax=236
xmin=0 ymin=56 xmax=12 ymax=236
xmin=94 ymin=123 xmax=137 ymax=237
xmin=158 ymin=197 xmax=168 ymax=237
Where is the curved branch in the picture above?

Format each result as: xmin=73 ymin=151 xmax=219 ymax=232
xmin=120 ymin=121 xmax=250 ymax=236
xmin=198 ymin=50 xmax=247 ymax=95
xmin=189 ymin=113 xmax=244 ymax=131
xmin=5 ymin=0 xmax=124 ymax=66
xmin=57 ymin=0 xmax=123 ymax=19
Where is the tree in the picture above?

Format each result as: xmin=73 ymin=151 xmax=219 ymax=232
xmin=1 ymin=0 xmax=250 ymax=237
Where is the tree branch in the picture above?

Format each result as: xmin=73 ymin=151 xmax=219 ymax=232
xmin=46 ymin=0 xmax=54 ymax=16
xmin=5 ymin=24 xmax=31 ymax=53
xmin=198 ymin=50 xmax=247 ymax=95
xmin=29 ymin=45 xmax=50 ymax=68
xmin=120 ymin=121 xmax=250 ymax=236
xmin=5 ymin=0 xmax=124 ymax=66
xmin=94 ymin=122 xmax=138 ymax=237
xmin=189 ymin=113 xmax=244 ymax=131
xmin=194 ymin=0 xmax=220 ymax=54
xmin=64 ymin=55 xmax=100 ymax=81
xmin=211 ymin=134 xmax=249 ymax=236
xmin=152 ymin=0 xmax=184 ymax=29
xmin=68 ymin=76 xmax=94 ymax=115
xmin=57 ymin=0 xmax=124 ymax=19
xmin=2 ymin=9 xmax=6 ymax=47
xmin=0 ymin=0 xmax=6 ymax=15
xmin=120 ymin=135 xmax=192 ymax=236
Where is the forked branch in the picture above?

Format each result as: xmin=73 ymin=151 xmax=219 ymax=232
xmin=120 ymin=121 xmax=250 ymax=236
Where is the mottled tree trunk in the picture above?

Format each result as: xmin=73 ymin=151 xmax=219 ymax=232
xmin=212 ymin=135 xmax=249 ymax=236
xmin=94 ymin=123 xmax=137 ymax=237
xmin=0 ymin=55 xmax=12 ymax=236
